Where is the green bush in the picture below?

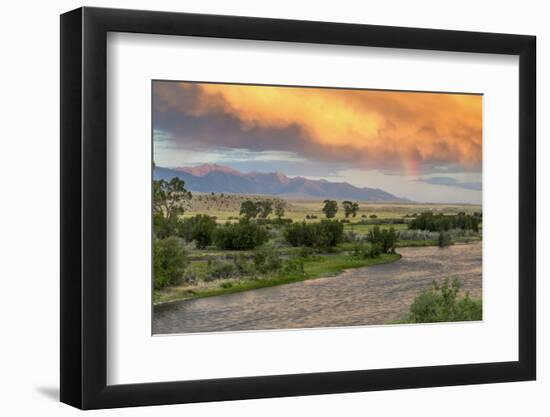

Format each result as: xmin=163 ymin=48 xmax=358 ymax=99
xmin=206 ymin=259 xmax=236 ymax=281
xmin=438 ymin=230 xmax=453 ymax=247
xmin=284 ymin=222 xmax=313 ymax=246
xmin=401 ymin=278 xmax=482 ymax=323
xmin=367 ymin=226 xmax=397 ymax=253
xmin=255 ymin=217 xmax=293 ymax=226
xmin=283 ymin=220 xmax=344 ymax=248
xmin=233 ymin=254 xmax=253 ymax=274
xmin=253 ymin=246 xmax=282 ymax=273
xmin=175 ymin=214 xmax=217 ymax=249
xmin=190 ymin=214 xmax=217 ymax=249
xmin=214 ymin=219 xmax=269 ymax=250
xmin=153 ymin=213 xmax=179 ymax=239
xmin=282 ymin=257 xmax=305 ymax=275
xmin=153 ymin=237 xmax=188 ymax=290
xmin=351 ymin=242 xmax=383 ymax=259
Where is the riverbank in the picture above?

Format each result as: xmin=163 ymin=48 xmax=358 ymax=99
xmin=153 ymin=242 xmax=482 ymax=334
xmin=154 ymin=252 xmax=401 ymax=305
xmin=154 ymin=237 xmax=482 ymax=305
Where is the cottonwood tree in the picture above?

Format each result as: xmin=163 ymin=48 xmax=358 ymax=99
xmin=322 ymin=200 xmax=338 ymax=219
xmin=342 ymin=201 xmax=359 ymax=218
xmin=240 ymin=200 xmax=259 ymax=219
xmin=257 ymin=200 xmax=273 ymax=219
xmin=273 ymin=199 xmax=286 ymax=219
xmin=153 ymin=177 xmax=192 ymax=221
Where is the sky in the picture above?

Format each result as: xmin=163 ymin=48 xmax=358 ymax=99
xmin=153 ymin=81 xmax=482 ymax=204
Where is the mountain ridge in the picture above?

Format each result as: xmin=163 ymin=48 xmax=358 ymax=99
xmin=154 ymin=164 xmax=409 ymax=202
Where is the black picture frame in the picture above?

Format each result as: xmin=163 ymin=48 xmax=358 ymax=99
xmin=60 ymin=6 xmax=536 ymax=410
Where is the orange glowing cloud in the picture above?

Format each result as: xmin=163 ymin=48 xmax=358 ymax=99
xmin=156 ymin=82 xmax=482 ymax=173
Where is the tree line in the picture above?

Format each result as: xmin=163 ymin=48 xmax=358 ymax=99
xmin=408 ymin=211 xmax=481 ymax=232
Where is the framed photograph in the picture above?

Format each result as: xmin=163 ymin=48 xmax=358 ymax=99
xmin=60 ymin=7 xmax=536 ymax=409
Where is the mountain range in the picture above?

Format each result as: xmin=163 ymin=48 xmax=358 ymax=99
xmin=154 ymin=164 xmax=408 ymax=202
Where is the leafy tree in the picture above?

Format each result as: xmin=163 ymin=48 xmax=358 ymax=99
xmin=322 ymin=200 xmax=338 ymax=218
xmin=369 ymin=214 xmax=377 ymax=219
xmin=315 ymin=220 xmax=345 ymax=248
xmin=153 ymin=178 xmax=192 ymax=221
xmin=342 ymin=201 xmax=359 ymax=218
xmin=240 ymin=200 xmax=259 ymax=219
xmin=189 ymin=214 xmax=217 ymax=249
xmin=284 ymin=220 xmax=344 ymax=248
xmin=367 ymin=226 xmax=397 ymax=253
xmin=408 ymin=211 xmax=481 ymax=232
xmin=153 ymin=237 xmax=188 ymax=290
xmin=153 ymin=213 xmax=179 ymax=239
xmin=273 ymin=199 xmax=286 ymax=219
xmin=214 ymin=219 xmax=269 ymax=250
xmin=284 ymin=222 xmax=314 ymax=247
xmin=257 ymin=200 xmax=273 ymax=219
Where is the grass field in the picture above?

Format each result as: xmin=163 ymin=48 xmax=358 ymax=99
xmin=181 ymin=193 xmax=481 ymax=223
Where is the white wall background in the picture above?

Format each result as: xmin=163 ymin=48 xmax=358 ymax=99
xmin=0 ymin=0 xmax=546 ymax=415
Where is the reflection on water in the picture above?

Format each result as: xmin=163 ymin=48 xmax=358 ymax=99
xmin=153 ymin=242 xmax=482 ymax=334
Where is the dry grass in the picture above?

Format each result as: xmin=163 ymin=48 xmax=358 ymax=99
xmin=180 ymin=192 xmax=481 ymax=223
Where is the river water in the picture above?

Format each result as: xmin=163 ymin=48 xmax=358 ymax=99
xmin=153 ymin=242 xmax=482 ymax=334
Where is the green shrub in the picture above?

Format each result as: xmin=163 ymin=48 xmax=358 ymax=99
xmin=153 ymin=237 xmax=188 ymax=290
xmin=190 ymin=214 xmax=217 ymax=249
xmin=283 ymin=220 xmax=344 ymax=248
xmin=438 ymin=230 xmax=453 ymax=247
xmin=255 ymin=217 xmax=293 ymax=226
xmin=153 ymin=213 xmax=179 ymax=239
xmin=206 ymin=259 xmax=236 ymax=281
xmin=282 ymin=257 xmax=305 ymax=275
xmin=182 ymin=269 xmax=198 ymax=285
xmin=284 ymin=222 xmax=313 ymax=246
xmin=214 ymin=219 xmax=269 ymax=250
xmin=233 ymin=254 xmax=253 ymax=274
xmin=298 ymin=247 xmax=315 ymax=258
xmin=367 ymin=226 xmax=397 ymax=253
xmin=253 ymin=246 xmax=282 ymax=273
xmin=350 ymin=242 xmax=382 ymax=259
xmin=175 ymin=214 xmax=217 ymax=248
xmin=401 ymin=278 xmax=482 ymax=323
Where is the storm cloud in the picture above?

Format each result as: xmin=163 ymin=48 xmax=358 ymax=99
xmin=153 ymin=81 xmax=482 ymax=175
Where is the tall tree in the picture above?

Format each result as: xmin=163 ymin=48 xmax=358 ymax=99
xmin=322 ymin=200 xmax=338 ymax=219
xmin=273 ymin=199 xmax=286 ymax=219
xmin=240 ymin=200 xmax=259 ymax=219
xmin=153 ymin=177 xmax=192 ymax=221
xmin=257 ymin=200 xmax=273 ymax=219
xmin=342 ymin=201 xmax=359 ymax=218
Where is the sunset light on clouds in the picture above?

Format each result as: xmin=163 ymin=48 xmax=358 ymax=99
xmin=153 ymin=81 xmax=482 ymax=203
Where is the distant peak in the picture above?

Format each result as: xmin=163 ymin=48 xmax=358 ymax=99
xmin=175 ymin=163 xmax=242 ymax=177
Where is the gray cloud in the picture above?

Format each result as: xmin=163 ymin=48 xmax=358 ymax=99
xmin=415 ymin=176 xmax=482 ymax=191
xmin=153 ymin=81 xmax=482 ymax=176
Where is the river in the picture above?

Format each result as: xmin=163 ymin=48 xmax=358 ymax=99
xmin=153 ymin=242 xmax=482 ymax=334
